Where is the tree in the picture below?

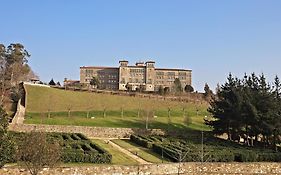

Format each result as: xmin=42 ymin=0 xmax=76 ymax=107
xmin=184 ymin=85 xmax=194 ymax=93
xmin=17 ymin=131 xmax=61 ymax=175
xmin=48 ymin=79 xmax=56 ymax=86
xmin=164 ymin=87 xmax=170 ymax=95
xmin=0 ymin=106 xmax=15 ymax=168
xmin=158 ymin=85 xmax=164 ymax=95
xmin=173 ymin=78 xmax=182 ymax=93
xmin=90 ymin=76 xmax=100 ymax=89
xmin=0 ymin=43 xmax=32 ymax=105
xmin=204 ymin=83 xmax=213 ymax=97
xmin=206 ymin=73 xmax=281 ymax=148
xmin=125 ymin=83 xmax=132 ymax=92
xmin=56 ymin=81 xmax=61 ymax=87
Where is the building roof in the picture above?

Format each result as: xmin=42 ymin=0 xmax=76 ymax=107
xmin=80 ymin=66 xmax=118 ymax=69
xmin=156 ymin=68 xmax=192 ymax=71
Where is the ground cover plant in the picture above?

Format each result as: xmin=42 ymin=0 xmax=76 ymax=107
xmin=130 ymin=134 xmax=281 ymax=162
xmin=11 ymin=132 xmax=112 ymax=164
xmin=24 ymin=85 xmax=209 ymax=130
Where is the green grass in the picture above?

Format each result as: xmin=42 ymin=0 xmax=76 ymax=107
xmin=92 ymin=139 xmax=139 ymax=165
xmin=24 ymin=85 xmax=210 ymax=130
xmin=112 ymin=139 xmax=168 ymax=163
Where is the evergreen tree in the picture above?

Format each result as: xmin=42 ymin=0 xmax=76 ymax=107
xmin=184 ymin=85 xmax=194 ymax=93
xmin=48 ymin=79 xmax=56 ymax=86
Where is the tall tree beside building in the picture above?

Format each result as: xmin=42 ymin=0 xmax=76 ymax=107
xmin=90 ymin=76 xmax=100 ymax=89
xmin=0 ymin=43 xmax=33 ymax=105
xmin=174 ymin=78 xmax=182 ymax=93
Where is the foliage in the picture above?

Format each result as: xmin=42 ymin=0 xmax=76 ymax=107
xmin=48 ymin=79 xmax=56 ymax=86
xmin=130 ymin=134 xmax=281 ymax=162
xmin=158 ymin=85 xmax=164 ymax=95
xmin=206 ymin=73 xmax=281 ymax=149
xmin=17 ymin=131 xmax=61 ymax=175
xmin=173 ymin=78 xmax=182 ymax=93
xmin=0 ymin=106 xmax=15 ymax=168
xmin=12 ymin=132 xmax=112 ymax=165
xmin=184 ymin=85 xmax=194 ymax=93
xmin=89 ymin=76 xmax=100 ymax=89
xmin=0 ymin=43 xmax=32 ymax=105
xmin=203 ymin=83 xmax=213 ymax=97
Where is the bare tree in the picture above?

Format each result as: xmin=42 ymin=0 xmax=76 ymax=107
xmin=141 ymin=102 xmax=155 ymax=130
xmin=17 ymin=131 xmax=61 ymax=175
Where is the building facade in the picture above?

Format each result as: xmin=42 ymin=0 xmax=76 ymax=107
xmin=80 ymin=60 xmax=192 ymax=92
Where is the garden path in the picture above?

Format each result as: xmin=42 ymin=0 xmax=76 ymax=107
xmin=104 ymin=139 xmax=151 ymax=165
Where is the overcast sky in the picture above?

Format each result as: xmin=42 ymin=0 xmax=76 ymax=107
xmin=1 ymin=0 xmax=281 ymax=92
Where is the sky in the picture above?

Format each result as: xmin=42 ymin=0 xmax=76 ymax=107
xmin=1 ymin=0 xmax=281 ymax=92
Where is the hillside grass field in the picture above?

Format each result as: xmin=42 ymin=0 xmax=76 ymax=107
xmin=24 ymin=85 xmax=209 ymax=130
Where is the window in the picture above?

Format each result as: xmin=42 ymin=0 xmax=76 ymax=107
xmin=85 ymin=70 xmax=93 ymax=77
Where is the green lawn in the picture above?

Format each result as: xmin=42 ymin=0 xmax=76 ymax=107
xmin=112 ymin=139 xmax=168 ymax=163
xmin=24 ymin=85 xmax=210 ymax=130
xmin=92 ymin=139 xmax=139 ymax=165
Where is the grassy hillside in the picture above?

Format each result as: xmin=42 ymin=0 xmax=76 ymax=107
xmin=24 ymin=85 xmax=209 ymax=130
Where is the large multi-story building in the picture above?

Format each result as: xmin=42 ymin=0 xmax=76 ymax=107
xmin=80 ymin=60 xmax=192 ymax=92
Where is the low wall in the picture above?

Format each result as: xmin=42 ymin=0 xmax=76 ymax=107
xmin=8 ymin=124 xmax=165 ymax=138
xmin=1 ymin=162 xmax=281 ymax=175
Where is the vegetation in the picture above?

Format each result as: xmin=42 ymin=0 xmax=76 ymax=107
xmin=11 ymin=132 xmax=112 ymax=165
xmin=93 ymin=139 xmax=139 ymax=165
xmin=0 ymin=43 xmax=36 ymax=118
xmin=173 ymin=78 xmax=182 ymax=93
xmin=184 ymin=85 xmax=194 ymax=93
xmin=206 ymin=73 xmax=281 ymax=150
xmin=90 ymin=77 xmax=100 ymax=89
xmin=0 ymin=106 xmax=15 ymax=168
xmin=48 ymin=79 xmax=56 ymax=86
xmin=112 ymin=139 xmax=167 ymax=163
xmin=17 ymin=131 xmax=61 ymax=175
xmin=130 ymin=134 xmax=281 ymax=162
xmin=24 ymin=85 xmax=208 ymax=130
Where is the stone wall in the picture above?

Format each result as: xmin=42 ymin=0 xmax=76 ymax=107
xmin=1 ymin=162 xmax=281 ymax=175
xmin=8 ymin=124 xmax=165 ymax=138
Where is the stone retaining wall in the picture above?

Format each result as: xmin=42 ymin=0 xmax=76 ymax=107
xmin=1 ymin=162 xmax=281 ymax=175
xmin=8 ymin=124 xmax=165 ymax=138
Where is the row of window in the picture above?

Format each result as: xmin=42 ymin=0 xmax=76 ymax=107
xmin=130 ymin=73 xmax=144 ymax=77
xmin=130 ymin=69 xmax=145 ymax=73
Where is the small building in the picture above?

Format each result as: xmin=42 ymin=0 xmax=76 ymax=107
xmin=63 ymin=78 xmax=80 ymax=87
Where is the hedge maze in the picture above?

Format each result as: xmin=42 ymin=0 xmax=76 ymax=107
xmin=130 ymin=135 xmax=281 ymax=162
xmin=11 ymin=132 xmax=112 ymax=164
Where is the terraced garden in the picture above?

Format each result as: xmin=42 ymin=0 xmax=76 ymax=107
xmin=129 ymin=134 xmax=281 ymax=162
xmin=11 ymin=132 xmax=112 ymax=164
xmin=24 ymin=85 xmax=209 ymax=130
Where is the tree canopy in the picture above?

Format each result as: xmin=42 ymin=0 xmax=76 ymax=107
xmin=0 ymin=43 xmax=33 ymax=105
xmin=206 ymin=73 xmax=281 ymax=149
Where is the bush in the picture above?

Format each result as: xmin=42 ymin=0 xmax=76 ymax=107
xmin=130 ymin=135 xmax=153 ymax=148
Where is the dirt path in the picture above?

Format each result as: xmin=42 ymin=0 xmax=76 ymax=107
xmin=105 ymin=139 xmax=151 ymax=165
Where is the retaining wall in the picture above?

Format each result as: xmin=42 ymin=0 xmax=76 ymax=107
xmin=1 ymin=162 xmax=281 ymax=175
xmin=8 ymin=124 xmax=165 ymax=138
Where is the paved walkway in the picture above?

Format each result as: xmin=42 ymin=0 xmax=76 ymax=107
xmin=105 ymin=139 xmax=151 ymax=165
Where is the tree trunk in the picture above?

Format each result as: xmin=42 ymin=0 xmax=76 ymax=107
xmin=103 ymin=108 xmax=106 ymax=118
xmin=87 ymin=111 xmax=89 ymax=118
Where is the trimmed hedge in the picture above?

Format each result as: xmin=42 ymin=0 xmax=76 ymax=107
xmin=130 ymin=134 xmax=281 ymax=162
xmin=9 ymin=132 xmax=112 ymax=164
